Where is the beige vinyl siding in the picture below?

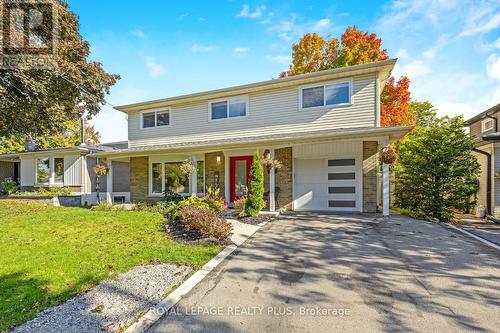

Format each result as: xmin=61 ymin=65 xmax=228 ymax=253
xmin=128 ymin=74 xmax=377 ymax=148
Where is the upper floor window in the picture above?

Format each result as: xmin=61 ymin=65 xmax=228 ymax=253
xmin=300 ymin=81 xmax=351 ymax=110
xmin=482 ymin=118 xmax=494 ymax=132
xmin=209 ymin=96 xmax=248 ymax=120
xmin=141 ymin=109 xmax=170 ymax=128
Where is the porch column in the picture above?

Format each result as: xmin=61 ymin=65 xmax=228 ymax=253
xmin=382 ymin=163 xmax=389 ymax=216
xmin=269 ymin=149 xmax=276 ymax=212
xmin=190 ymin=155 xmax=197 ymax=196
xmin=106 ymin=160 xmax=113 ymax=204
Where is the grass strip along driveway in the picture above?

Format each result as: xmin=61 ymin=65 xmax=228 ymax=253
xmin=0 ymin=200 xmax=220 ymax=331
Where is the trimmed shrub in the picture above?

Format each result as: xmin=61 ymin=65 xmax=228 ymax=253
xmin=245 ymin=150 xmax=265 ymax=217
xmin=178 ymin=205 xmax=232 ymax=240
xmin=163 ymin=190 xmax=183 ymax=205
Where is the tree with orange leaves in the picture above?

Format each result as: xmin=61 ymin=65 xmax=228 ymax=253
xmin=281 ymin=26 xmax=414 ymax=127
xmin=380 ymin=76 xmax=415 ymax=126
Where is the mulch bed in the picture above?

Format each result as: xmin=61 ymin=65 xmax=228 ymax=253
xmin=166 ymin=219 xmax=233 ymax=246
xmin=237 ymin=214 xmax=275 ymax=225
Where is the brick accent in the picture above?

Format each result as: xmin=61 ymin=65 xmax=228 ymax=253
xmin=205 ymin=152 xmax=225 ymax=194
xmin=275 ymin=147 xmax=293 ymax=210
xmin=363 ymin=141 xmax=378 ymax=213
xmin=130 ymin=156 xmax=149 ymax=203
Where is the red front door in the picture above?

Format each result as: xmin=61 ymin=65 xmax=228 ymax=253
xmin=229 ymin=156 xmax=253 ymax=202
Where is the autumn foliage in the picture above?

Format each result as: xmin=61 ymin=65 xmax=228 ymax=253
xmin=281 ymin=26 xmax=414 ymax=127
xmin=380 ymin=76 xmax=415 ymax=127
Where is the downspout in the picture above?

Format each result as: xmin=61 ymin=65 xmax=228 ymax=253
xmin=473 ymin=148 xmax=491 ymax=215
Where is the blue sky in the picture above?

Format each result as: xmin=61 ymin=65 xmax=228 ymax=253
xmin=66 ymin=0 xmax=500 ymax=142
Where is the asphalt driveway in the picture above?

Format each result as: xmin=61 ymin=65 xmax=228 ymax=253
xmin=149 ymin=213 xmax=500 ymax=333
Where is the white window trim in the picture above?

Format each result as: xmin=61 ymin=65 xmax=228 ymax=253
xmin=140 ymin=107 xmax=172 ymax=129
xmin=482 ymin=118 xmax=494 ymax=132
xmin=208 ymin=95 xmax=249 ymax=121
xmin=148 ymin=160 xmax=205 ymax=197
xmin=35 ymin=156 xmax=65 ymax=186
xmin=299 ymin=79 xmax=353 ymax=111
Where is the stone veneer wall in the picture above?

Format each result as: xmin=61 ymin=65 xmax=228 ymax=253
xmin=130 ymin=156 xmax=150 ymax=203
xmin=205 ymin=152 xmax=225 ymax=193
xmin=362 ymin=141 xmax=378 ymax=213
xmin=275 ymin=147 xmax=293 ymax=210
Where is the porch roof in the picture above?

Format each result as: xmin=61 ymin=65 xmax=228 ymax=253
xmin=91 ymin=125 xmax=413 ymax=158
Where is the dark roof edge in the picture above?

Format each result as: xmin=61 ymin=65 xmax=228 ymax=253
xmin=465 ymin=103 xmax=500 ymax=125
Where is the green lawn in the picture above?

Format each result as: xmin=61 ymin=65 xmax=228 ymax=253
xmin=0 ymin=200 xmax=221 ymax=331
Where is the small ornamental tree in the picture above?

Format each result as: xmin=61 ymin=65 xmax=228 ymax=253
xmin=394 ymin=116 xmax=480 ymax=221
xmin=245 ymin=150 xmax=265 ymax=217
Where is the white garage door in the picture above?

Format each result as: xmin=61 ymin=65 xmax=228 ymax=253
xmin=294 ymin=157 xmax=361 ymax=212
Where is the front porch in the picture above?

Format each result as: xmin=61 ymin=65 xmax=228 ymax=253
xmin=107 ymin=139 xmax=392 ymax=215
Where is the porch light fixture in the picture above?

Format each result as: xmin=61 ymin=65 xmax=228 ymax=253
xmin=264 ymin=150 xmax=271 ymax=159
xmin=216 ymin=156 xmax=221 ymax=164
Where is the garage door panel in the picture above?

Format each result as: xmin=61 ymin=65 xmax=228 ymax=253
xmin=295 ymin=156 xmax=360 ymax=212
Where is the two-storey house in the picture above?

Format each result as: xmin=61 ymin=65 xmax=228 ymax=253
xmin=465 ymin=102 xmax=500 ymax=217
xmin=92 ymin=59 xmax=411 ymax=213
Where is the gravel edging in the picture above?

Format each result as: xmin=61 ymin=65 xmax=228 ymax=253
xmin=12 ymin=264 xmax=191 ymax=333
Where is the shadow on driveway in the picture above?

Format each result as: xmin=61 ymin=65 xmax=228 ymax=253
xmin=149 ymin=212 xmax=500 ymax=333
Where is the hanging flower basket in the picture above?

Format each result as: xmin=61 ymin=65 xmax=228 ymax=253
xmin=260 ymin=157 xmax=283 ymax=170
xmin=93 ymin=163 xmax=109 ymax=176
xmin=380 ymin=146 xmax=398 ymax=165
xmin=180 ymin=159 xmax=197 ymax=175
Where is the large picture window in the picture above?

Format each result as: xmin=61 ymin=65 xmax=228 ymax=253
xmin=36 ymin=157 xmax=65 ymax=184
xmin=150 ymin=160 xmax=205 ymax=195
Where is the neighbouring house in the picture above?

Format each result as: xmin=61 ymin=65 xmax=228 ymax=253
xmin=90 ymin=59 xmax=411 ymax=214
xmin=0 ymin=140 xmax=130 ymax=205
xmin=465 ymin=102 xmax=500 ymax=217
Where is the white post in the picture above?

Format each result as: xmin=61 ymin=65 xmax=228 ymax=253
xmin=190 ymin=155 xmax=197 ymax=196
xmin=383 ymin=163 xmax=389 ymax=216
xmin=269 ymin=149 xmax=276 ymax=212
xmin=106 ymin=161 xmax=113 ymax=204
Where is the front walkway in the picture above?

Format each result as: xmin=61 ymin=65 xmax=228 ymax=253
xmin=148 ymin=213 xmax=500 ymax=333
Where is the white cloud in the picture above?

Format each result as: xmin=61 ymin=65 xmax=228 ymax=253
xmin=395 ymin=49 xmax=409 ymax=59
xmin=191 ymin=44 xmax=217 ymax=53
xmin=145 ymin=57 xmax=165 ymax=78
xmin=236 ymin=4 xmax=266 ymax=19
xmin=312 ymin=18 xmax=332 ymax=31
xmin=436 ymin=101 xmax=475 ymax=119
xmin=177 ymin=13 xmax=188 ymax=22
xmin=199 ymin=17 xmax=206 ymax=22
xmin=459 ymin=8 xmax=500 ymax=37
xmin=233 ymin=47 xmax=249 ymax=55
xmin=132 ymin=29 xmax=146 ymax=38
xmin=486 ymin=54 xmax=500 ymax=80
xmin=265 ymin=55 xmax=291 ymax=64
xmin=394 ymin=60 xmax=431 ymax=79
xmin=89 ymin=105 xmax=128 ymax=143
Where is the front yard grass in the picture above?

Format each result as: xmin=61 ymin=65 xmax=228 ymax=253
xmin=0 ymin=200 xmax=221 ymax=331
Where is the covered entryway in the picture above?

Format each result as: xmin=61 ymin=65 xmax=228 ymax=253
xmin=294 ymin=156 xmax=361 ymax=212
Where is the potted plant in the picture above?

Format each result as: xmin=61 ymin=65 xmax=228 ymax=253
xmin=93 ymin=162 xmax=108 ymax=203
xmin=260 ymin=157 xmax=283 ymax=174
xmin=180 ymin=159 xmax=197 ymax=175
xmin=380 ymin=145 xmax=398 ymax=165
